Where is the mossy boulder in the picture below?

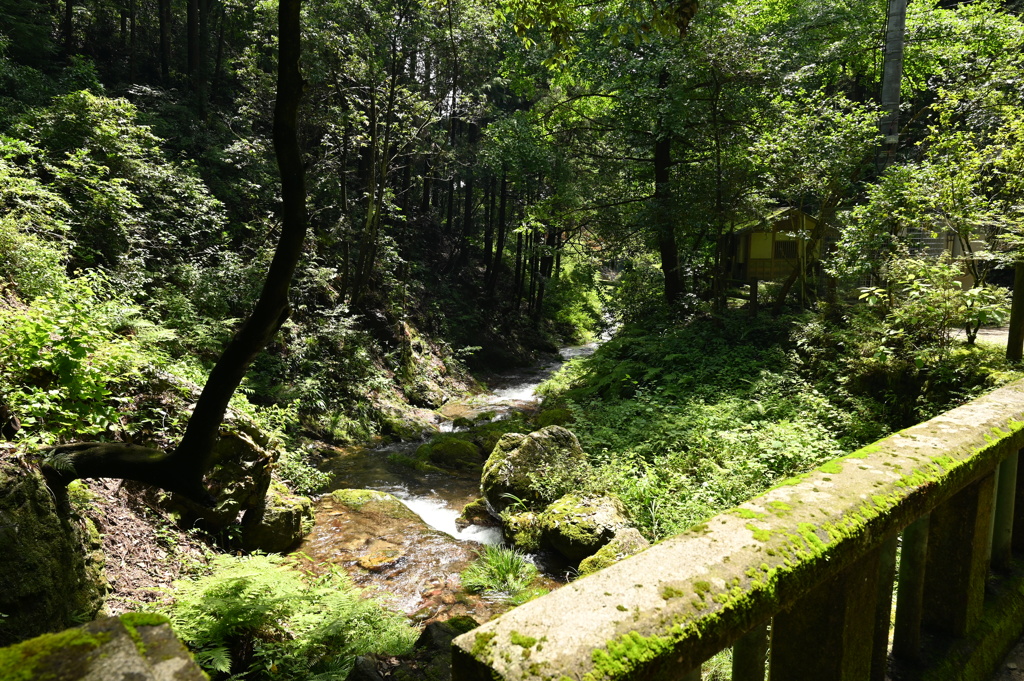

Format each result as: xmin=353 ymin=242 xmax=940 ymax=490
xmin=380 ymin=409 xmax=437 ymax=442
xmin=500 ymin=511 xmax=543 ymax=552
xmin=0 ymin=614 xmax=205 ymax=681
xmin=456 ymin=497 xmax=499 ymax=530
xmin=330 ymin=488 xmax=418 ymax=520
xmin=480 ymin=426 xmax=591 ymax=514
xmin=420 ymin=436 xmax=483 ymax=471
xmin=538 ymin=494 xmax=631 ymax=563
xmin=406 ymin=378 xmax=448 ymax=409
xmin=577 ymin=528 xmax=651 ymax=577
xmin=534 ymin=407 xmax=573 ymax=428
xmin=0 ymin=458 xmax=105 ymax=647
xmin=241 ymin=481 xmax=314 ymax=553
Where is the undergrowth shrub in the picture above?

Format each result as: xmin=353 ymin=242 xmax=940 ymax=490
xmin=461 ymin=545 xmax=541 ymax=602
xmin=0 ymin=273 xmax=173 ymax=444
xmin=161 ymin=554 xmax=416 ymax=681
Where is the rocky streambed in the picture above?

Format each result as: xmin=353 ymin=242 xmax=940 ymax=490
xmin=296 ymin=343 xmax=600 ymax=623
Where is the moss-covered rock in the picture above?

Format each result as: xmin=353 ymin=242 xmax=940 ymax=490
xmin=0 ymin=458 xmax=105 ymax=647
xmin=577 ymin=528 xmax=651 ymax=577
xmin=330 ymin=489 xmax=418 ymax=520
xmin=456 ymin=497 xmax=499 ymax=530
xmin=534 ymin=407 xmax=574 ymax=428
xmin=500 ymin=511 xmax=543 ymax=552
xmin=480 ymin=426 xmax=591 ymax=514
xmin=0 ymin=614 xmax=205 ymax=681
xmin=538 ymin=494 xmax=631 ymax=563
xmin=421 ymin=436 xmax=483 ymax=470
xmin=240 ymin=481 xmax=314 ymax=553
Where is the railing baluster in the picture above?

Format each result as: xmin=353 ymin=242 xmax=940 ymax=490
xmin=872 ymin=533 xmax=898 ymax=681
xmin=922 ymin=472 xmax=996 ymax=637
xmin=1013 ymin=447 xmax=1024 ymax=554
xmin=893 ymin=514 xmax=929 ymax=662
xmin=732 ymin=621 xmax=768 ymax=681
xmin=992 ymin=451 xmax=1019 ymax=570
xmin=769 ymin=547 xmax=879 ymax=680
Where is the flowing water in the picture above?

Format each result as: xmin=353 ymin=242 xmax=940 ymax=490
xmin=296 ymin=341 xmax=600 ymax=622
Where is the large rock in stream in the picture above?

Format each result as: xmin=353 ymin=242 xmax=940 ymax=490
xmin=298 ymin=489 xmax=484 ymax=620
xmin=480 ymin=426 xmax=591 ymax=514
xmin=537 ymin=494 xmax=631 ymax=563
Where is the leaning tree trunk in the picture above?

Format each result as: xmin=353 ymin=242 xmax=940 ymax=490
xmin=44 ymin=0 xmax=307 ymax=505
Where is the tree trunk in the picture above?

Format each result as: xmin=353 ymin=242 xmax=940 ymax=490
xmin=158 ymin=0 xmax=171 ymax=82
xmin=486 ymin=171 xmax=509 ymax=298
xmin=63 ymin=0 xmax=74 ymax=56
xmin=187 ymin=0 xmax=199 ymax=80
xmin=44 ymin=0 xmax=308 ymax=505
xmin=655 ymin=69 xmax=682 ymax=304
xmin=483 ymin=175 xmax=495 ymax=279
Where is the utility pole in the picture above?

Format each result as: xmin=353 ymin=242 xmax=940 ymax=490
xmin=878 ymin=0 xmax=908 ymax=171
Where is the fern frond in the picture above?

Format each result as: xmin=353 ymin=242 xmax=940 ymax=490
xmin=43 ymin=450 xmax=76 ymax=475
xmin=194 ymin=646 xmax=232 ymax=674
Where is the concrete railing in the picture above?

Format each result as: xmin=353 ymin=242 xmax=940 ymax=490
xmin=452 ymin=379 xmax=1024 ymax=681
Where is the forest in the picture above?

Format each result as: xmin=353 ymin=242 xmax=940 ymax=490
xmin=2 ymin=0 xmax=1024 ymax=678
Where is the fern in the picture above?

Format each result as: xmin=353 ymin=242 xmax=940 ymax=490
xmin=43 ymin=450 xmax=76 ymax=475
xmin=159 ymin=555 xmax=415 ymax=680
xmin=193 ymin=646 xmax=232 ymax=674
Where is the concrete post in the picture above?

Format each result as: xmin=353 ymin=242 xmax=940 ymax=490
xmin=893 ymin=514 xmax=929 ymax=662
xmin=733 ymin=622 xmax=768 ymax=681
xmin=769 ymin=546 xmax=879 ymax=680
xmin=922 ymin=473 xmax=996 ymax=637
xmin=1014 ymin=448 xmax=1024 ymax=554
xmin=871 ymin=533 xmax=898 ymax=681
xmin=993 ymin=452 xmax=1019 ymax=570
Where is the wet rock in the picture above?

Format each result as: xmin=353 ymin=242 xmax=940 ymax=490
xmin=330 ymin=489 xmax=419 ymax=520
xmin=419 ymin=436 xmax=483 ymax=471
xmin=357 ymin=542 xmax=404 ymax=571
xmin=388 ymin=617 xmax=480 ymax=681
xmin=480 ymin=426 xmax=591 ymax=514
xmin=240 ymin=481 xmax=313 ymax=553
xmin=577 ymin=527 xmax=651 ymax=577
xmin=347 ymin=655 xmax=385 ymax=681
xmin=0 ymin=457 xmax=105 ymax=646
xmin=538 ymin=494 xmax=630 ymax=563
xmin=455 ymin=498 xmax=499 ymax=530
xmin=300 ymin=490 xmax=476 ymax=616
xmin=0 ymin=613 xmax=205 ymax=680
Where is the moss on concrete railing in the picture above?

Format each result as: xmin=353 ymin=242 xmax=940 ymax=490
xmin=452 ymin=380 xmax=1024 ymax=681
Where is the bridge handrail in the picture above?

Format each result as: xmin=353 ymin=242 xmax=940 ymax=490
xmin=452 ymin=379 xmax=1024 ymax=681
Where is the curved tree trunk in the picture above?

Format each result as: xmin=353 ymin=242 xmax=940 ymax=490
xmin=44 ymin=0 xmax=307 ymax=505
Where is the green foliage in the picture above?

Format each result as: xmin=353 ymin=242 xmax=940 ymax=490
xmin=858 ymin=256 xmax=1010 ymax=361
xmin=460 ymin=545 xmax=540 ymax=600
xmin=161 ymin=554 xmax=416 ymax=681
xmin=541 ymin=313 xmax=875 ymax=539
xmin=543 ymin=257 xmax=605 ymax=343
xmin=0 ymin=273 xmax=174 ymax=444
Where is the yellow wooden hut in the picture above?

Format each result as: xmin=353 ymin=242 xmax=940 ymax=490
xmin=727 ymin=207 xmax=820 ymax=282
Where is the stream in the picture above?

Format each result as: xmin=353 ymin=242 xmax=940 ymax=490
xmin=296 ymin=342 xmax=599 ymax=622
